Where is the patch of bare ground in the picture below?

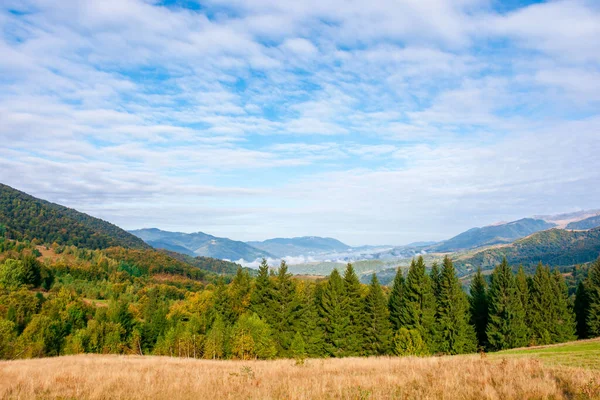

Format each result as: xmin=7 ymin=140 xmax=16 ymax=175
xmin=1 ymin=354 xmax=599 ymax=399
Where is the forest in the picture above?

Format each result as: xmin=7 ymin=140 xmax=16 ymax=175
xmin=1 ymin=233 xmax=599 ymax=361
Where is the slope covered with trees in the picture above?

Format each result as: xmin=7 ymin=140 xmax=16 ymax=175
xmin=455 ymin=228 xmax=600 ymax=274
xmin=566 ymin=215 xmax=600 ymax=230
xmin=0 ymin=184 xmax=149 ymax=250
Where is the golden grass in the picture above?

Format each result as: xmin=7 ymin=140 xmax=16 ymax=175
xmin=1 ymin=354 xmax=600 ymax=399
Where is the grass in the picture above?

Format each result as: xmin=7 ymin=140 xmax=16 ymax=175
xmin=489 ymin=338 xmax=600 ymax=369
xmin=1 ymin=340 xmax=599 ymax=399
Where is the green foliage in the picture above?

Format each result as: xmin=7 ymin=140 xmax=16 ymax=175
xmin=0 ymin=318 xmax=16 ymax=359
xmin=250 ymin=259 xmax=274 ymax=320
xmin=362 ymin=275 xmax=392 ymax=355
xmin=585 ymin=258 xmax=600 ymax=337
xmin=343 ymin=263 xmax=365 ymax=355
xmin=398 ymin=256 xmax=437 ymax=351
xmin=574 ymin=281 xmax=590 ymax=339
xmin=469 ymin=267 xmax=488 ymax=349
xmin=434 ymin=257 xmax=477 ymax=355
xmin=388 ymin=267 xmax=404 ymax=331
xmin=0 ymin=259 xmax=26 ymax=290
xmin=0 ymin=183 xmax=149 ymax=250
xmin=270 ymin=261 xmax=302 ymax=356
xmin=319 ymin=269 xmax=350 ymax=357
xmin=230 ymin=313 xmax=276 ymax=360
xmin=291 ymin=331 xmax=307 ymax=360
xmin=486 ymin=259 xmax=528 ymax=351
xmin=393 ymin=328 xmax=427 ymax=356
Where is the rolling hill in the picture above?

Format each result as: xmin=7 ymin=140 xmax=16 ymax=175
xmin=247 ymin=236 xmax=351 ymax=257
xmin=429 ymin=218 xmax=556 ymax=252
xmin=0 ymin=183 xmax=149 ymax=250
xmin=130 ymin=228 xmax=272 ymax=261
xmin=454 ymin=227 xmax=600 ymax=274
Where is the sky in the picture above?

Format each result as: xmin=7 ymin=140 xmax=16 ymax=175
xmin=1 ymin=0 xmax=599 ymax=246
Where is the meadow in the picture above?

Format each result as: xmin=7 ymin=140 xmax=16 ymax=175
xmin=1 ymin=339 xmax=599 ymax=400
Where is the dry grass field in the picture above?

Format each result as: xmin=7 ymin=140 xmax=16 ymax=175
xmin=2 ymin=348 xmax=600 ymax=400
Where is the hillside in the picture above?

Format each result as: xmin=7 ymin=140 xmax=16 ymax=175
xmin=566 ymin=215 xmax=600 ymax=230
xmin=247 ymin=236 xmax=351 ymax=257
xmin=430 ymin=218 xmax=556 ymax=252
xmin=0 ymin=183 xmax=149 ymax=250
xmin=159 ymin=250 xmax=255 ymax=276
xmin=454 ymin=227 xmax=600 ymax=274
xmin=130 ymin=228 xmax=271 ymax=261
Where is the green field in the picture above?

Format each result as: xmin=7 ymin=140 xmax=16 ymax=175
xmin=489 ymin=338 xmax=600 ymax=369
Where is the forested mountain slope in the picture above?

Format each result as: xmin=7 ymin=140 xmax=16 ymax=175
xmin=247 ymin=236 xmax=351 ymax=257
xmin=566 ymin=215 xmax=600 ymax=230
xmin=454 ymin=227 xmax=600 ymax=274
xmin=0 ymin=184 xmax=149 ymax=250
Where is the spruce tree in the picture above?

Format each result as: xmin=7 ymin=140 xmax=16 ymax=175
xmin=528 ymin=263 xmax=554 ymax=345
xmin=398 ymin=256 xmax=437 ymax=352
xmin=229 ymin=267 xmax=252 ymax=319
xmin=298 ymin=283 xmax=325 ymax=357
xmin=363 ymin=275 xmax=392 ymax=355
xmin=271 ymin=260 xmax=302 ymax=356
xmin=486 ymin=258 xmax=528 ymax=351
xmin=435 ymin=256 xmax=477 ymax=355
xmin=574 ymin=281 xmax=590 ymax=339
xmin=515 ymin=265 xmax=531 ymax=340
xmin=388 ymin=267 xmax=404 ymax=331
xmin=587 ymin=257 xmax=600 ymax=337
xmin=469 ymin=267 xmax=488 ymax=349
xmin=250 ymin=259 xmax=274 ymax=321
xmin=550 ymin=268 xmax=576 ymax=343
xmin=318 ymin=269 xmax=350 ymax=357
xmin=343 ymin=263 xmax=365 ymax=355
xmin=430 ymin=261 xmax=441 ymax=301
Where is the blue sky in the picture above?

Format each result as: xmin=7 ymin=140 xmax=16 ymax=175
xmin=1 ymin=0 xmax=599 ymax=245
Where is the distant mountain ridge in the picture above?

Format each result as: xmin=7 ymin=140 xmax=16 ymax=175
xmin=129 ymin=228 xmax=272 ymax=262
xmin=566 ymin=215 xmax=600 ymax=230
xmin=428 ymin=218 xmax=556 ymax=252
xmin=0 ymin=183 xmax=149 ymax=250
xmin=247 ymin=236 xmax=351 ymax=257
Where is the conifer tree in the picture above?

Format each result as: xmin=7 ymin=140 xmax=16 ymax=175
xmin=398 ymin=256 xmax=437 ymax=352
xmin=574 ymin=281 xmax=590 ymax=339
xmin=250 ymin=259 xmax=274 ymax=321
xmin=435 ymin=256 xmax=477 ymax=355
xmin=204 ymin=314 xmax=227 ymax=359
xmin=343 ymin=263 xmax=365 ymax=355
xmin=486 ymin=258 xmax=528 ymax=351
xmin=528 ymin=263 xmax=554 ymax=345
xmin=319 ymin=269 xmax=350 ymax=357
xmin=469 ymin=267 xmax=488 ymax=349
xmin=299 ymin=283 xmax=325 ymax=357
xmin=587 ymin=257 xmax=600 ymax=337
xmin=430 ymin=261 xmax=441 ymax=301
xmin=515 ymin=265 xmax=531 ymax=339
xmin=550 ymin=268 xmax=576 ymax=343
xmin=270 ymin=260 xmax=301 ymax=356
xmin=388 ymin=267 xmax=404 ymax=332
xmin=363 ymin=275 xmax=392 ymax=355
xmin=229 ymin=267 xmax=252 ymax=319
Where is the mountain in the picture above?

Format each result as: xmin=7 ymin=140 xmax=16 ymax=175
xmin=247 ymin=236 xmax=351 ymax=257
xmin=566 ymin=215 xmax=600 ymax=230
xmin=0 ymin=183 xmax=149 ymax=250
xmin=160 ymin=250 xmax=255 ymax=276
xmin=130 ymin=228 xmax=272 ymax=261
xmin=429 ymin=218 xmax=556 ymax=252
xmin=454 ymin=227 xmax=600 ymax=275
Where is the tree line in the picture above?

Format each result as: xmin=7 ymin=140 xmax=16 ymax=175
xmin=1 ymin=243 xmax=600 ymax=360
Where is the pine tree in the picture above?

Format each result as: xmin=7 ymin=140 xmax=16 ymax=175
xmin=398 ymin=256 xmax=437 ymax=352
xmin=299 ymin=283 xmax=325 ymax=357
xmin=250 ymin=259 xmax=274 ymax=321
xmin=343 ymin=263 xmax=364 ymax=355
xmin=550 ymin=268 xmax=576 ymax=343
xmin=434 ymin=256 xmax=477 ymax=355
xmin=587 ymin=257 xmax=600 ymax=337
xmin=388 ymin=267 xmax=404 ymax=332
xmin=528 ymin=263 xmax=554 ymax=345
xmin=469 ymin=267 xmax=488 ymax=349
xmin=318 ymin=269 xmax=350 ymax=357
xmin=363 ymin=275 xmax=392 ymax=355
xmin=229 ymin=267 xmax=252 ymax=319
xmin=270 ymin=260 xmax=302 ymax=356
xmin=486 ymin=258 xmax=528 ymax=351
xmin=574 ymin=281 xmax=590 ymax=339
